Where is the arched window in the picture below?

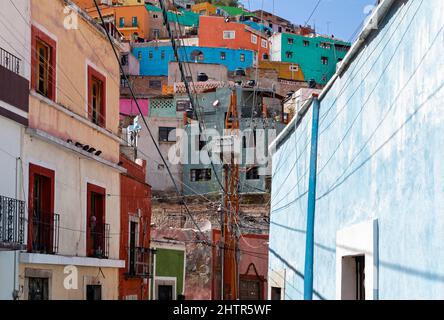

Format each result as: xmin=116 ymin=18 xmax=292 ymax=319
xmin=190 ymin=50 xmax=204 ymax=62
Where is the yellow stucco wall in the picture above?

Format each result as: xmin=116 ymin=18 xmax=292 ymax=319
xmin=191 ymin=2 xmax=216 ymax=15
xmin=19 ymin=264 xmax=119 ymax=300
xmin=31 ymin=0 xmax=121 ymax=163
xmin=258 ymin=61 xmax=305 ymax=81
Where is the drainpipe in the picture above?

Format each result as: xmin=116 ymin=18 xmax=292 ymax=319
xmin=304 ymin=95 xmax=320 ymax=300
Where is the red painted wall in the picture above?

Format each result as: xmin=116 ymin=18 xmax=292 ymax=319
xmin=119 ymin=154 xmax=152 ymax=300
xmin=212 ymin=230 xmax=269 ymax=300
xmin=199 ymin=16 xmax=270 ymax=61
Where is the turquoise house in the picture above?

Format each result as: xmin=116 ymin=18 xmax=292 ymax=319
xmin=271 ymin=33 xmax=350 ymax=85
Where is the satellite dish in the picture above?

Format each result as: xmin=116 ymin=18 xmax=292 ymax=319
xmin=213 ymin=100 xmax=220 ymax=107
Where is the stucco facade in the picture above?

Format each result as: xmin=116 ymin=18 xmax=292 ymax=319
xmin=17 ymin=0 xmax=125 ymax=300
xmin=269 ymin=0 xmax=444 ymax=300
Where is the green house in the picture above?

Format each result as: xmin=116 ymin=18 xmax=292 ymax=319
xmin=271 ymin=33 xmax=351 ymax=85
xmin=151 ymin=240 xmax=186 ymax=300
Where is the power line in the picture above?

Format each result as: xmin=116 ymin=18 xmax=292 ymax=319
xmin=304 ymin=0 xmax=322 ymax=27
xmin=93 ymin=0 xmax=211 ymax=245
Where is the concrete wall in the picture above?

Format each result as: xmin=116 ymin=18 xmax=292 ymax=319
xmin=168 ymin=62 xmax=228 ymax=85
xmin=138 ymin=116 xmax=183 ymax=193
xmin=269 ymin=0 xmax=444 ymax=300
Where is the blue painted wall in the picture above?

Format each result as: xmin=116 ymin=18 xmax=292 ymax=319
xmin=269 ymin=0 xmax=444 ymax=300
xmin=133 ymin=45 xmax=255 ymax=76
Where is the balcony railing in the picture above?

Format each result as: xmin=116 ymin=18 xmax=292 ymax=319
xmin=89 ymin=223 xmax=110 ymax=259
xmin=30 ymin=212 xmax=60 ymax=254
xmin=0 ymin=47 xmax=21 ymax=75
xmin=0 ymin=195 xmax=25 ymax=249
xmin=127 ymin=246 xmax=151 ymax=277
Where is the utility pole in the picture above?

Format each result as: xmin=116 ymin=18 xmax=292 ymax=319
xmin=219 ymin=193 xmax=224 ymax=300
xmin=304 ymin=94 xmax=320 ymax=300
xmin=222 ymin=92 xmax=240 ymax=300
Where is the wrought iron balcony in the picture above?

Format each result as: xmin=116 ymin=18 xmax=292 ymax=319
xmin=127 ymin=246 xmax=151 ymax=278
xmin=0 ymin=195 xmax=25 ymax=250
xmin=29 ymin=211 xmax=60 ymax=254
xmin=0 ymin=47 xmax=21 ymax=75
xmin=88 ymin=223 xmax=110 ymax=259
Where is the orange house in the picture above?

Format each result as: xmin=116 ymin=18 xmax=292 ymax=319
xmin=87 ymin=4 xmax=150 ymax=41
xmin=199 ymin=16 xmax=271 ymax=62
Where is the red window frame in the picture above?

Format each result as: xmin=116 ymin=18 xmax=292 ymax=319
xmin=86 ymin=183 xmax=106 ymax=257
xmin=28 ymin=164 xmax=55 ymax=252
xmin=87 ymin=66 xmax=107 ymax=127
xmin=31 ymin=25 xmax=57 ymax=101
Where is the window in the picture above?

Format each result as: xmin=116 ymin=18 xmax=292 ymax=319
xmin=28 ymin=278 xmax=49 ymax=300
xmin=153 ymin=14 xmax=159 ymax=19
xmin=149 ymin=51 xmax=153 ymax=60
xmin=285 ymin=51 xmax=293 ymax=59
xmin=287 ymin=37 xmax=294 ymax=45
xmin=158 ymin=285 xmax=173 ymax=300
xmin=342 ymin=255 xmax=365 ymax=300
xmin=88 ymin=66 xmax=106 ymax=127
xmin=223 ymin=31 xmax=236 ymax=39
xmin=191 ymin=50 xmax=204 ymax=62
xmin=176 ymin=100 xmax=190 ymax=112
xmin=161 ymin=50 xmax=165 ymax=60
xmin=128 ymin=220 xmax=139 ymax=276
xmin=321 ymin=56 xmax=329 ymax=65
xmin=261 ymin=39 xmax=268 ymax=48
xmin=246 ymin=167 xmax=260 ymax=180
xmin=28 ymin=164 xmax=55 ymax=254
xmin=278 ymin=26 xmax=282 ymax=33
xmin=153 ymin=29 xmax=160 ymax=39
xmin=86 ymin=285 xmax=102 ymax=300
xmin=119 ymin=17 xmax=125 ymax=28
xmin=303 ymin=40 xmax=310 ymax=47
xmin=263 ymin=53 xmax=269 ymax=60
xmin=240 ymin=54 xmax=245 ymax=62
xmin=87 ymin=183 xmax=107 ymax=258
xmin=320 ymin=42 xmax=331 ymax=49
xmin=220 ymin=51 xmax=226 ymax=60
xmin=251 ymin=34 xmax=258 ymax=44
xmin=239 ymin=278 xmax=262 ymax=300
xmin=190 ymin=169 xmax=211 ymax=182
xmin=149 ymin=80 xmax=162 ymax=89
xmin=271 ymin=287 xmax=282 ymax=300
xmin=137 ymin=51 xmax=142 ymax=60
xmin=132 ymin=16 xmax=138 ymax=27
xmin=159 ymin=127 xmax=176 ymax=142
xmin=121 ymin=54 xmax=129 ymax=66
xmin=289 ymin=65 xmax=299 ymax=72
xmin=31 ymin=26 xmax=56 ymax=101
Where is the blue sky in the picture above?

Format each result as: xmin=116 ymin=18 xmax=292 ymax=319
xmin=239 ymin=0 xmax=377 ymax=42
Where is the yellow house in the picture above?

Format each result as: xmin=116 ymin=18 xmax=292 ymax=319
xmin=259 ymin=61 xmax=305 ymax=81
xmin=20 ymin=0 xmax=125 ymax=300
xmin=191 ymin=2 xmax=216 ymax=16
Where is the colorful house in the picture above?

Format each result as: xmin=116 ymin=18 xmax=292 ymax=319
xmin=19 ymin=0 xmax=124 ymax=300
xmin=0 ymin=0 xmax=30 ymax=301
xmin=199 ymin=16 xmax=271 ymax=62
xmin=132 ymin=43 xmax=255 ymax=76
xmin=191 ymin=2 xmax=216 ymax=16
xmin=151 ymin=239 xmax=186 ymax=300
xmin=270 ymin=32 xmax=350 ymax=85
xmin=119 ymin=154 xmax=152 ymax=300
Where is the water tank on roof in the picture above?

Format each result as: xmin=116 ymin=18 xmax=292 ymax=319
xmin=197 ymin=73 xmax=209 ymax=82
xmin=235 ymin=68 xmax=246 ymax=76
